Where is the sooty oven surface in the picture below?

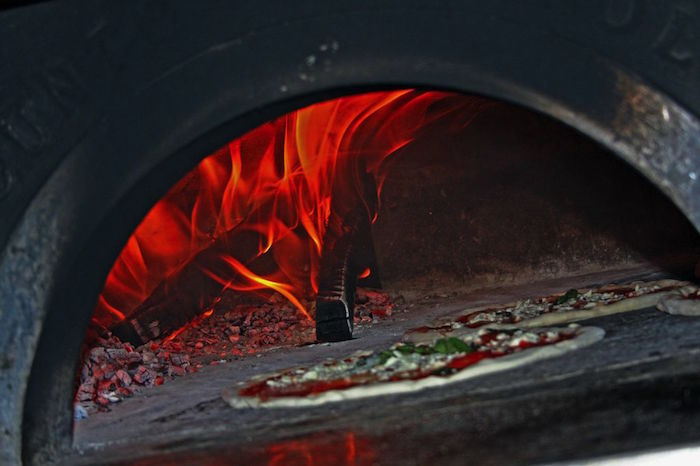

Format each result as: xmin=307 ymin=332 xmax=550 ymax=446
xmin=1 ymin=1 xmax=700 ymax=465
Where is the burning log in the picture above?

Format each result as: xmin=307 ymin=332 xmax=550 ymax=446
xmin=111 ymin=153 xmax=383 ymax=345
xmin=110 ymin=213 xmax=380 ymax=346
xmin=315 ymin=159 xmax=380 ymax=342
xmin=315 ymin=216 xmax=359 ymax=342
xmin=110 ymin=230 xmax=272 ymax=346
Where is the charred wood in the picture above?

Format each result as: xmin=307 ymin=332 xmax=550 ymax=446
xmin=110 ymin=231 xmax=269 ymax=346
xmin=315 ymin=160 xmax=379 ymax=342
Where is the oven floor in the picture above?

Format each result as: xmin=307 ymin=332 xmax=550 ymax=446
xmin=67 ymin=266 xmax=700 ymax=465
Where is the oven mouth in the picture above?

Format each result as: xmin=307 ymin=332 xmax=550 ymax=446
xmin=66 ymin=87 xmax=700 ymax=458
xmin=6 ymin=3 xmax=700 ymax=464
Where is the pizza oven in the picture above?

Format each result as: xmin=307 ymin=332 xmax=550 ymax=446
xmin=2 ymin=2 xmax=700 ymax=465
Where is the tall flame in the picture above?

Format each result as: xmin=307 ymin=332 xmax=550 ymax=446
xmin=95 ymin=90 xmax=478 ymax=327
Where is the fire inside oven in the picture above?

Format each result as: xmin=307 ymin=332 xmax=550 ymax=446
xmin=95 ymin=90 xmax=450 ymax=345
xmin=75 ymin=90 xmax=699 ymax=430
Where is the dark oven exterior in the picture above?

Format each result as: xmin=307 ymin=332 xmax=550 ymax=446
xmin=1 ymin=1 xmax=699 ymax=464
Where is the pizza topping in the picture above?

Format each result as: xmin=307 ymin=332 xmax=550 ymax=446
xmin=453 ymin=279 xmax=690 ymax=330
xmin=555 ymin=288 xmax=579 ymax=305
xmin=237 ymin=326 xmax=579 ymax=402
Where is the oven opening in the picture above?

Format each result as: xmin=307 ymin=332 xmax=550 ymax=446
xmin=73 ymin=89 xmax=700 ymax=460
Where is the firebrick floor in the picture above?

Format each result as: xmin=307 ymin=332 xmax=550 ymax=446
xmin=67 ymin=267 xmax=700 ymax=465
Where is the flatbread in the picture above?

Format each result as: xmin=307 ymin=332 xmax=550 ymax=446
xmin=223 ymin=326 xmax=604 ymax=409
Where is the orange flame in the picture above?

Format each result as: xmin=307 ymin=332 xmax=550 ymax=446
xmin=95 ymin=90 xmax=478 ymax=327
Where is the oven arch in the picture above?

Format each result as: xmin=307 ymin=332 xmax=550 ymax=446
xmin=0 ymin=2 xmax=698 ymax=464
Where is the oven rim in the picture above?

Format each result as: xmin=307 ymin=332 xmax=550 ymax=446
xmin=0 ymin=2 xmax=699 ymax=464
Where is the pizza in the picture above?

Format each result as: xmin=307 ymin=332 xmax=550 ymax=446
xmin=405 ymin=278 xmax=693 ymax=344
xmin=223 ymin=325 xmax=603 ymax=408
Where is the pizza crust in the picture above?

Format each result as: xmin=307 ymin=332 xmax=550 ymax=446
xmin=657 ymin=286 xmax=700 ymax=316
xmin=222 ymin=326 xmax=604 ymax=409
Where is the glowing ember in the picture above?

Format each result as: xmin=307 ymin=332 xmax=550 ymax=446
xmin=95 ymin=90 xmax=479 ymax=329
xmin=76 ymin=287 xmax=398 ymax=413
